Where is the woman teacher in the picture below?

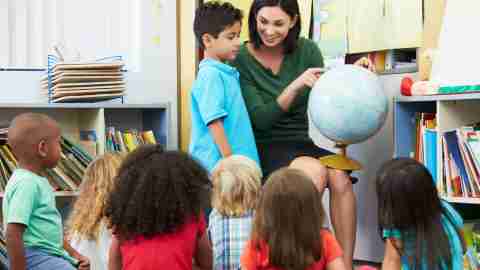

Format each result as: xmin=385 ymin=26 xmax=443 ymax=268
xmin=233 ymin=0 xmax=373 ymax=269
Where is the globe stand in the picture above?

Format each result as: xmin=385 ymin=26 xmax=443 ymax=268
xmin=318 ymin=144 xmax=362 ymax=171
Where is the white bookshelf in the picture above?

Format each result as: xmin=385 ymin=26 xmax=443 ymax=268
xmin=394 ymin=94 xmax=480 ymax=205
xmin=0 ymin=102 xmax=171 ymax=202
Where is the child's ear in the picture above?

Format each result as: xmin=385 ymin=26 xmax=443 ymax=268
xmin=202 ymin=33 xmax=214 ymax=49
xmin=38 ymin=140 xmax=48 ymax=158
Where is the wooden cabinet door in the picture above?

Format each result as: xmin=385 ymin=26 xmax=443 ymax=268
xmin=347 ymin=0 xmax=422 ymax=53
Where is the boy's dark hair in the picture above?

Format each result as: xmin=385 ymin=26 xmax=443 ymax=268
xmin=251 ymin=168 xmax=324 ymax=269
xmin=104 ymin=145 xmax=211 ymax=239
xmin=193 ymin=1 xmax=243 ymax=50
xmin=248 ymin=0 xmax=301 ymax=54
xmin=376 ymin=158 xmax=456 ymax=269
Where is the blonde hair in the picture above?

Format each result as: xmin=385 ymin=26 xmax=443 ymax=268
xmin=66 ymin=152 xmax=124 ymax=241
xmin=211 ymin=155 xmax=262 ymax=217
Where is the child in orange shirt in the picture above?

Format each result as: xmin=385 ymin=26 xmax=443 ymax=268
xmin=241 ymin=168 xmax=347 ymax=270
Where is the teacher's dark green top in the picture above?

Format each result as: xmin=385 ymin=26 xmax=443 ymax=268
xmin=232 ymin=37 xmax=324 ymax=144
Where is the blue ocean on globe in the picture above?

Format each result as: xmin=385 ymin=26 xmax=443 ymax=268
xmin=308 ymin=64 xmax=388 ymax=145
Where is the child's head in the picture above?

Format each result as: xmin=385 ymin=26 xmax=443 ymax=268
xmin=376 ymin=158 xmax=452 ymax=269
xmin=252 ymin=167 xmax=325 ymax=269
xmin=193 ymin=1 xmax=243 ymax=61
xmin=211 ymin=155 xmax=262 ymax=217
xmin=8 ymin=113 xmax=61 ymax=169
xmin=104 ymin=145 xmax=211 ymax=239
xmin=66 ymin=152 xmax=124 ymax=240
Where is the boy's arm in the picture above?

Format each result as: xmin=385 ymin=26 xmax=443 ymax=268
xmin=381 ymin=238 xmax=402 ymax=270
xmin=208 ymin=119 xmax=232 ymax=158
xmin=63 ymin=239 xmax=90 ymax=270
xmin=6 ymin=223 xmax=27 ymax=270
xmin=108 ymin=235 xmax=122 ymax=270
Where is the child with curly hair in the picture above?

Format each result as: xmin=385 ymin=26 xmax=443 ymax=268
xmin=241 ymin=168 xmax=347 ymax=270
xmin=208 ymin=155 xmax=262 ymax=270
xmin=105 ymin=145 xmax=212 ymax=270
xmin=66 ymin=152 xmax=124 ymax=270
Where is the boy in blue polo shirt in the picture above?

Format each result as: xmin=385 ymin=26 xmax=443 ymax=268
xmin=190 ymin=2 xmax=259 ymax=172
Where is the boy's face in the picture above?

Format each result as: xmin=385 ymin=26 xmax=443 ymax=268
xmin=205 ymin=21 xmax=242 ymax=62
xmin=39 ymin=127 xmax=62 ymax=169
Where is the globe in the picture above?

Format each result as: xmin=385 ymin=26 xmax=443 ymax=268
xmin=308 ymin=64 xmax=388 ymax=146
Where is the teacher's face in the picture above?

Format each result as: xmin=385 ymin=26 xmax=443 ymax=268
xmin=256 ymin=6 xmax=297 ymax=49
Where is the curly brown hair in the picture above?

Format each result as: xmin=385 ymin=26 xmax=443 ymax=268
xmin=104 ymin=145 xmax=211 ymax=240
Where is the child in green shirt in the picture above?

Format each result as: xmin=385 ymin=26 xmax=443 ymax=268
xmin=3 ymin=113 xmax=89 ymax=270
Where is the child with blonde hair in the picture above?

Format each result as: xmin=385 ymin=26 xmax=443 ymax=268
xmin=66 ymin=152 xmax=124 ymax=270
xmin=209 ymin=155 xmax=262 ymax=270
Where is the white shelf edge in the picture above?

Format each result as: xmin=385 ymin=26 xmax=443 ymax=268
xmin=441 ymin=196 xmax=480 ymax=205
xmin=0 ymin=102 xmax=170 ymax=109
xmin=395 ymin=93 xmax=480 ymax=102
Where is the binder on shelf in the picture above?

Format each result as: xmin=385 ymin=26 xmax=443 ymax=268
xmin=105 ymin=127 xmax=158 ymax=153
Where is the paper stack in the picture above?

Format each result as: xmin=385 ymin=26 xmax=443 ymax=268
xmin=41 ymin=61 xmax=126 ymax=103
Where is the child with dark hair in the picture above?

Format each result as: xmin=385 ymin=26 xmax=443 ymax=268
xmin=241 ymin=168 xmax=346 ymax=270
xmin=105 ymin=145 xmax=212 ymax=270
xmin=376 ymin=158 xmax=463 ymax=270
xmin=4 ymin=113 xmax=90 ymax=270
xmin=190 ymin=1 xmax=259 ymax=173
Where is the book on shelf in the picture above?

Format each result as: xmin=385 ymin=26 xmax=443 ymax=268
xmin=0 ymin=227 xmax=8 ymax=270
xmin=411 ymin=112 xmax=438 ymax=180
xmin=439 ymin=125 xmax=480 ymax=199
xmin=0 ymin=134 xmax=93 ymax=193
xmin=105 ymin=127 xmax=158 ymax=153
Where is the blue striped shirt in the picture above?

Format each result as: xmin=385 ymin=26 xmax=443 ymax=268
xmin=208 ymin=209 xmax=253 ymax=270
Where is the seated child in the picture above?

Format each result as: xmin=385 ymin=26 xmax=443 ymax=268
xmin=3 ymin=113 xmax=89 ymax=270
xmin=376 ymin=158 xmax=464 ymax=270
xmin=209 ymin=155 xmax=262 ymax=270
xmin=105 ymin=145 xmax=212 ymax=270
xmin=241 ymin=168 xmax=346 ymax=270
xmin=66 ymin=152 xmax=124 ymax=270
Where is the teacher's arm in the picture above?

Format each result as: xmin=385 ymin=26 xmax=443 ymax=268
xmin=240 ymin=67 xmax=324 ymax=132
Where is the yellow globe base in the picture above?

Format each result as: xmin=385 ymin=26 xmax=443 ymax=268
xmin=318 ymin=154 xmax=362 ymax=171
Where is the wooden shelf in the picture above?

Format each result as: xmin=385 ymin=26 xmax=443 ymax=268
xmin=0 ymin=191 xmax=79 ymax=198
xmin=442 ymin=196 xmax=480 ymax=205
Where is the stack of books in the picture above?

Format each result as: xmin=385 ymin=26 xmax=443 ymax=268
xmin=411 ymin=112 xmax=438 ymax=181
xmin=41 ymin=61 xmax=125 ymax=103
xmin=440 ymin=125 xmax=480 ymax=198
xmin=105 ymin=127 xmax=157 ymax=153
xmin=0 ymin=136 xmax=93 ymax=192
